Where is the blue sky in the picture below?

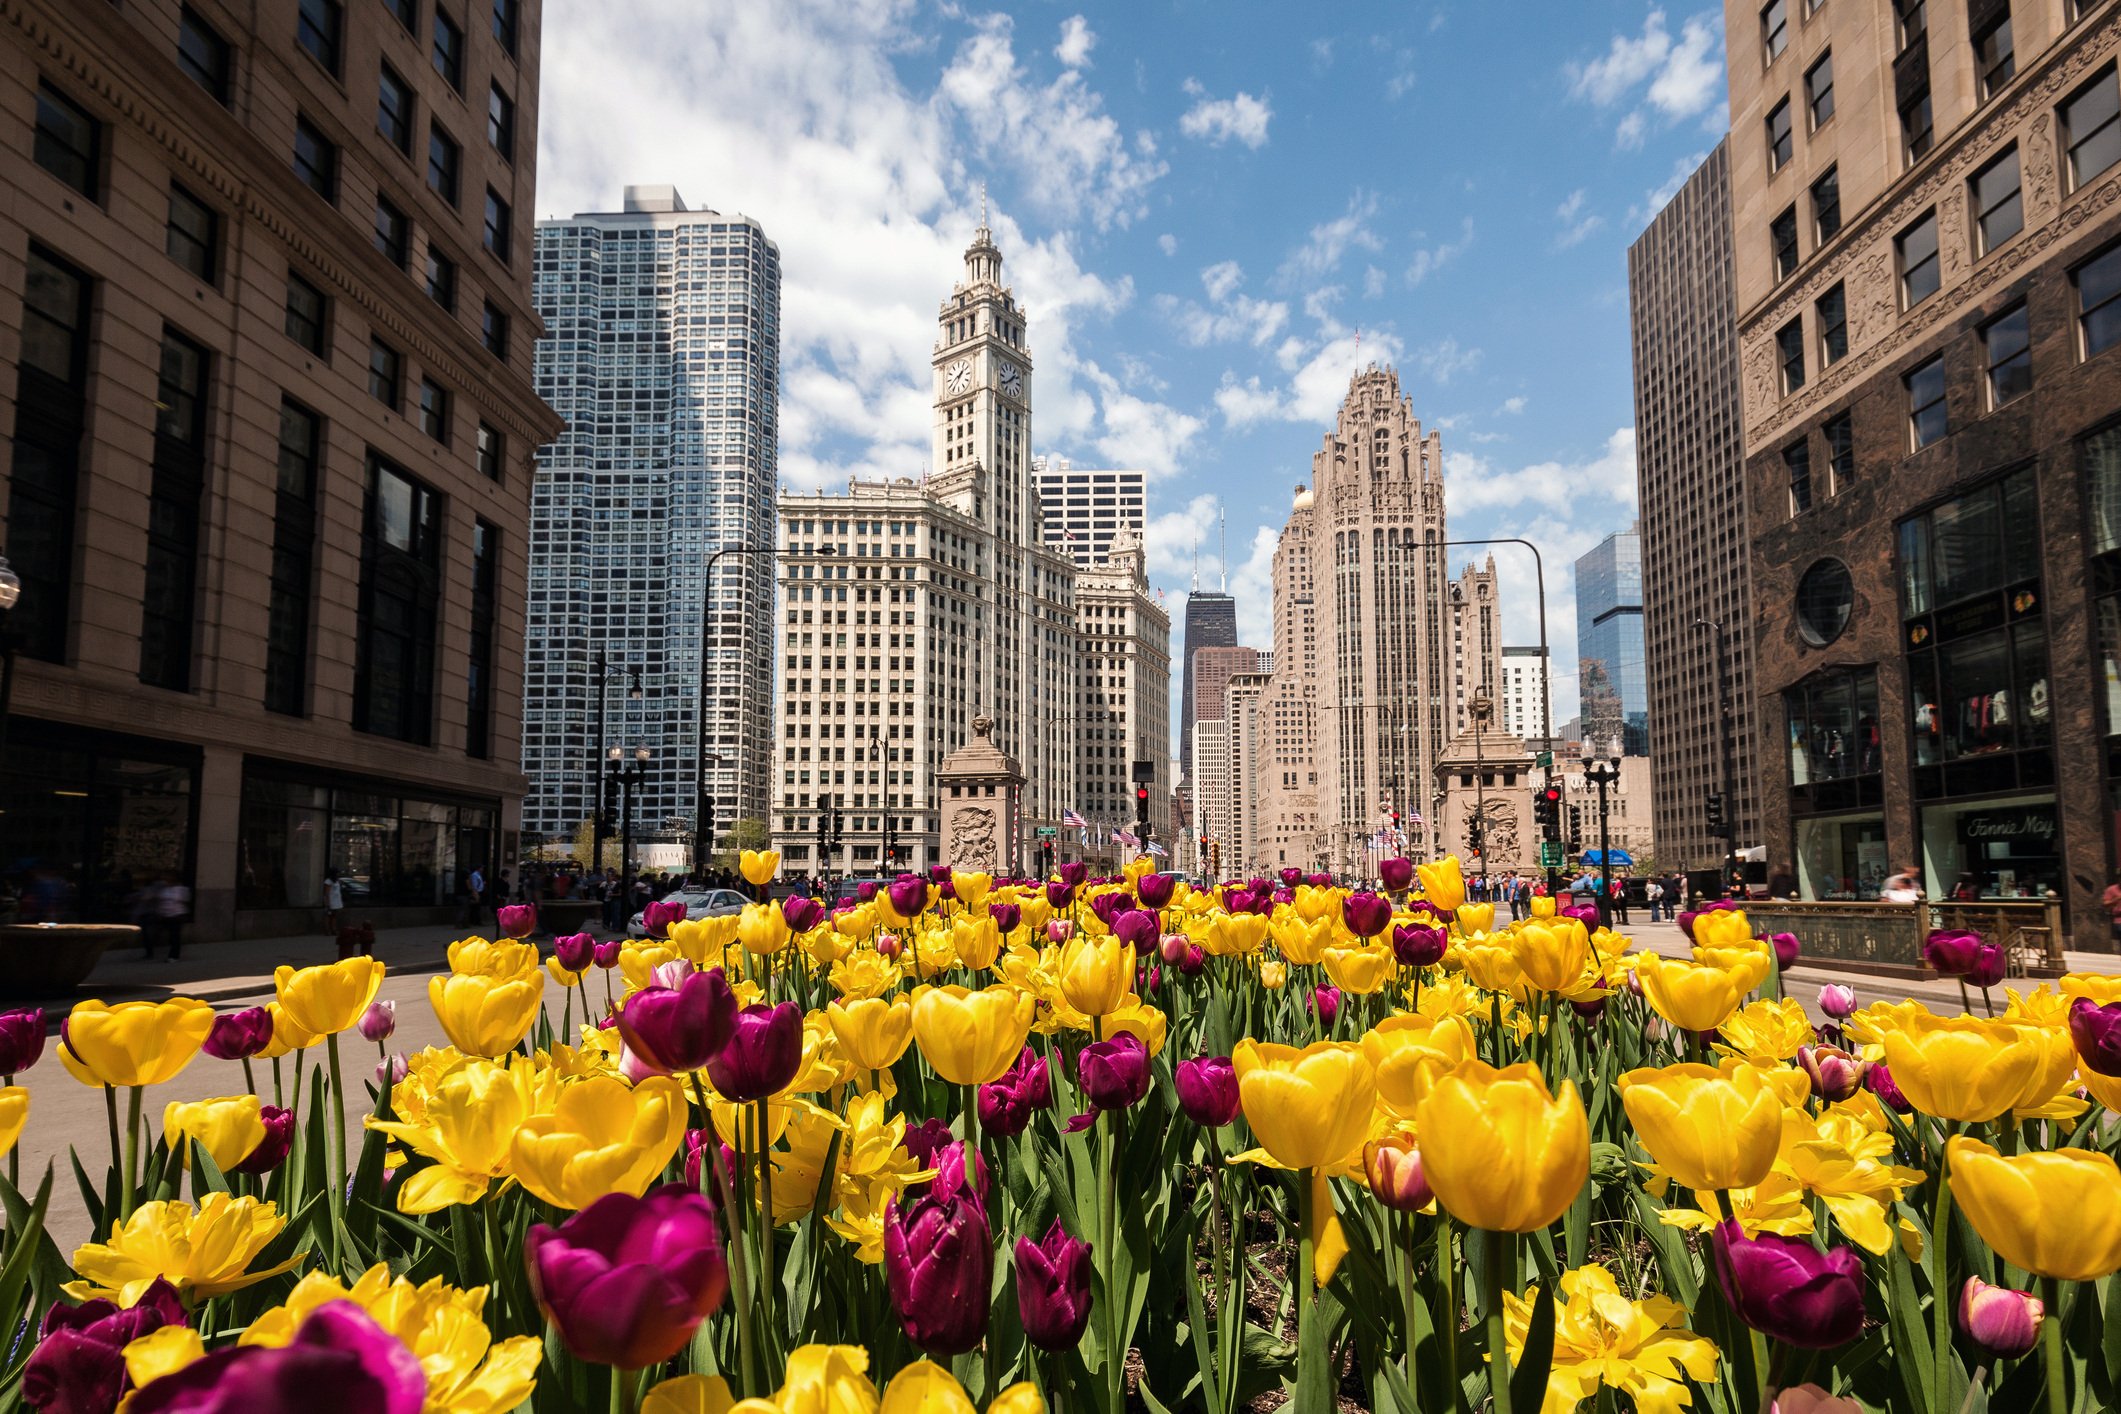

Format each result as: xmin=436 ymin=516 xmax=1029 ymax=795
xmin=537 ymin=0 xmax=1733 ymax=748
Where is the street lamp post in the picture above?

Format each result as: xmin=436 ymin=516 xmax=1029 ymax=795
xmin=0 ymin=554 xmax=19 ymax=776
xmin=1693 ymin=618 xmax=1740 ymax=889
xmin=1469 ymin=695 xmax=1493 ymax=883
xmin=609 ymin=745 xmax=650 ymax=923
xmin=693 ymin=543 xmax=774 ymax=879
xmin=1584 ymin=736 xmax=1624 ymax=929
xmin=589 ymin=653 xmax=642 ymax=875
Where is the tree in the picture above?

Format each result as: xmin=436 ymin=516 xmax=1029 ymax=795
xmin=716 ymin=818 xmax=768 ymax=874
xmin=568 ymin=819 xmax=616 ymax=873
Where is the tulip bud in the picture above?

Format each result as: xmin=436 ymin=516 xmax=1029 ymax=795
xmin=375 ymin=1053 xmax=409 ymax=1087
xmin=495 ymin=903 xmax=537 ymax=939
xmin=527 ymin=1187 xmax=729 ymax=1369
xmin=1015 ymin=1220 xmax=1093 ymax=1351
xmin=1391 ymin=924 xmax=1448 ymax=968
xmin=355 ymin=1001 xmax=396 ymax=1044
xmin=1363 ymin=1136 xmax=1433 ymax=1212
xmin=1379 ymin=857 xmax=1415 ymax=893
xmin=232 ymin=1105 xmax=296 ymax=1175
xmin=1342 ymin=891 xmax=1393 ymax=939
xmin=592 ymin=940 xmax=623 ymax=969
xmin=888 ymin=876 xmax=929 ymax=920
xmin=1157 ymin=930 xmax=1188 ymax=965
xmin=782 ymin=896 xmax=826 ymax=934
xmin=615 ymin=968 xmax=738 ymax=1074
xmin=1313 ymin=986 xmax=1341 ymax=1028
xmin=1279 ymin=867 xmax=1303 ymax=888
xmin=1958 ymin=1276 xmax=2044 ymax=1360
xmin=1046 ymin=919 xmax=1075 ymax=945
xmin=1571 ymin=995 xmax=1608 ymax=1022
xmin=1964 ymin=941 xmax=2008 ymax=989
xmin=1712 ymin=1220 xmax=1865 ymax=1349
xmin=857 ymin=880 xmax=879 ymax=901
xmin=1175 ymin=1055 xmax=1240 ymax=1127
xmin=1136 ymin=873 xmax=1176 ymax=909
xmin=1076 ymin=1033 xmax=1151 ymax=1114
xmin=1867 ymin=1061 xmax=1913 ymax=1113
xmin=1180 ymin=944 xmax=1206 ymax=977
xmin=1767 ymin=932 xmax=1801 ymax=969
xmin=202 ymin=1006 xmax=274 ymax=1062
xmin=1817 ymin=983 xmax=1857 ymax=1019
xmin=1923 ymin=929 xmax=1982 ymax=978
xmin=989 ymin=902 xmax=1022 ymax=935
xmin=1796 ymin=1043 xmax=1867 ymax=1103
xmin=2069 ymin=997 xmax=2121 ymax=1077
xmin=704 ymin=1002 xmax=803 ymax=1103
xmin=1058 ymin=862 xmax=1088 ymax=889
xmin=0 ymin=1009 xmax=45 ymax=1077
xmin=1306 ymin=872 xmax=1333 ymax=889
xmin=900 ymin=1117 xmax=957 ymax=1170
xmin=553 ymin=932 xmax=595 ymax=973
xmin=877 ymin=933 xmax=902 ymax=959
xmin=1260 ymin=960 xmax=1287 ymax=990
xmin=885 ymin=1175 xmax=992 ymax=1357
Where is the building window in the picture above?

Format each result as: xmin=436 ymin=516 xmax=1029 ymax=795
xmin=1795 ymin=558 xmax=1853 ymax=644
xmin=177 ymin=7 xmax=231 ymax=104
xmin=1811 ymin=165 xmax=1841 ymax=242
xmin=1895 ymin=0 xmax=1926 ymax=49
xmin=267 ymin=398 xmax=321 ymax=716
xmin=425 ymin=247 xmax=456 ymax=311
xmin=385 ymin=0 xmax=415 ymax=30
xmin=431 ymin=8 xmax=464 ymax=89
xmin=354 ymin=456 xmax=442 ymax=745
xmin=2076 ymin=242 xmax=2121 ymax=358
xmin=297 ymin=0 xmax=341 ymax=73
xmin=483 ymin=189 xmax=511 ymax=261
xmin=475 ymin=421 xmax=503 ymax=481
xmin=1899 ymin=210 xmax=1940 ymax=307
xmin=293 ymin=114 xmax=337 ymax=200
xmin=1771 ymin=206 xmax=1800 ymax=280
xmin=373 ymin=196 xmax=409 ymax=268
xmin=165 ymin=183 xmax=218 ymax=282
xmin=417 ymin=377 xmax=450 ymax=443
xmin=2062 ymin=65 xmax=2121 ymax=191
xmin=466 ymin=520 xmax=497 ymax=759
xmin=378 ymin=64 xmax=413 ymax=153
xmin=6 ymin=246 xmax=92 ymax=663
xmin=1984 ymin=303 xmax=2032 ymax=408
xmin=492 ymin=0 xmax=518 ymax=55
xmin=1975 ymin=8 xmax=2015 ymax=100
xmin=427 ymin=125 xmax=460 ymax=205
xmin=1806 ymin=50 xmax=1835 ymax=128
xmin=487 ymin=84 xmax=515 ymax=160
xmin=1972 ymin=145 xmax=2023 ymax=255
xmin=284 ymin=271 xmax=328 ymax=355
xmin=1762 ymin=0 xmax=1788 ymax=59
xmin=481 ymin=300 xmax=509 ymax=360
xmin=140 ymin=329 xmax=210 ymax=691
xmin=368 ymin=337 xmax=402 ymax=409
xmin=33 ymin=82 xmax=100 ymax=199
xmin=1767 ymin=97 xmax=1794 ymax=171
xmin=1903 ymin=88 xmax=1935 ymax=163
xmin=1786 ymin=438 xmax=1814 ymax=515
xmin=1777 ymin=317 xmax=1807 ymax=394
xmin=1907 ymin=355 xmax=1948 ymax=449
xmin=1818 ymin=283 xmax=1848 ymax=365
xmin=1824 ymin=411 xmax=1854 ymax=491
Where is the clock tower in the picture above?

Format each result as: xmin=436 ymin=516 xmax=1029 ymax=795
xmin=932 ymin=214 xmax=1032 ymax=545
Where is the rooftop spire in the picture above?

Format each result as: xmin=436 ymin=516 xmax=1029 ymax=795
xmin=1219 ymin=509 xmax=1228 ymax=592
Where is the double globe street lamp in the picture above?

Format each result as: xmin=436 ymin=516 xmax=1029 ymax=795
xmin=607 ymin=745 xmax=651 ymax=922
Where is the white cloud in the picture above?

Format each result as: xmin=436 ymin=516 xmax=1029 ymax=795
xmin=1283 ymin=189 xmax=1384 ymax=282
xmin=1499 ymin=395 xmax=1527 ymax=415
xmin=1405 ymin=216 xmax=1474 ymax=286
xmin=1414 ymin=337 xmax=1481 ymax=384
xmin=1567 ymin=9 xmax=1726 ymax=148
xmin=1445 ymin=428 xmax=1637 ymax=515
xmin=1614 ymin=111 xmax=1647 ymax=149
xmin=1156 ymin=260 xmax=1290 ymax=348
xmin=1554 ymin=189 xmax=1605 ymax=249
xmin=1055 ymin=14 xmax=1095 ymax=68
xmin=1078 ymin=361 xmax=1204 ymax=476
xmin=1157 ymin=232 xmax=1178 ymax=256
xmin=1215 ymin=326 xmax=1412 ymax=429
xmin=1177 ymin=79 xmax=1274 ymax=149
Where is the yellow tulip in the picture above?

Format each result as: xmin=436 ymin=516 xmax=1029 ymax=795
xmin=1692 ymin=943 xmax=1773 ymax=993
xmin=1271 ymin=914 xmax=1335 ymax=965
xmin=1691 ymin=909 xmax=1755 ymax=950
xmin=1456 ymin=903 xmax=1495 ymax=935
xmin=1948 ymin=1136 xmax=2121 ymax=1281
xmin=511 ymin=1075 xmax=687 ymax=1209
xmin=881 ymin=1360 xmax=977 ymax=1414
xmin=1636 ymin=956 xmax=1750 ymax=1034
xmin=740 ymin=849 xmax=780 ymax=887
xmin=739 ymin=902 xmax=793 ymax=956
xmin=1293 ymin=885 xmax=1340 ymax=924
xmin=1881 ymin=1013 xmax=2046 ymax=1123
xmin=1417 ymin=857 xmax=1466 ymax=913
xmin=122 ymin=1326 xmax=206 ymax=1390
xmin=273 ymin=956 xmax=386 ymax=1036
xmin=546 ymin=955 xmax=585 ymax=987
xmin=1259 ymin=959 xmax=1287 ymax=989
xmin=1502 ymin=1265 xmax=1720 ymax=1413
xmin=1206 ymin=913 xmax=1270 ymax=956
xmin=1457 ymin=943 xmax=1525 ymax=997
xmin=62 ymin=998 xmax=214 ymax=1088
xmin=163 ymin=1094 xmax=267 ymax=1172
xmin=1105 ymin=997 xmax=1168 ymax=1055
xmin=911 ymin=985 xmax=1036 ymax=1086
xmin=1617 ymin=1063 xmax=1781 ymax=1194
xmin=429 ymin=968 xmax=545 ymax=1059
xmin=2061 ymin=972 xmax=2121 ymax=1007
xmin=952 ymin=872 xmax=994 ymax=910
xmin=830 ymin=949 xmax=904 ymax=1001
xmin=65 ymin=1193 xmax=302 ymax=1305
xmin=1231 ymin=1039 xmax=1376 ymax=1170
xmin=1512 ymin=920 xmax=1589 ymax=995
xmin=1320 ymin=944 xmax=1395 ymax=995
xmin=1716 ymin=998 xmax=1815 ymax=1064
xmin=777 ymin=1345 xmax=882 ymax=1411
xmin=987 ymin=1385 xmax=1048 ymax=1414
xmin=367 ymin=1054 xmax=555 ymax=1212
xmin=1058 ymin=936 xmax=1134 ymax=1018
xmin=1363 ymin=1013 xmax=1477 ymax=1119
xmin=0 ymin=1089 xmax=26 ymax=1160
xmin=951 ymin=916 xmax=1002 ymax=971
xmin=445 ymin=937 xmax=540 ymax=977
xmin=1417 ymin=1060 xmax=1589 ymax=1232
xmin=1529 ymin=895 xmax=1557 ymax=918
xmin=828 ymin=996 xmax=916 ymax=1072
xmin=253 ymin=1002 xmax=320 ymax=1062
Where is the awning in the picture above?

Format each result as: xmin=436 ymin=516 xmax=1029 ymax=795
xmin=1580 ymin=849 xmax=1635 ymax=867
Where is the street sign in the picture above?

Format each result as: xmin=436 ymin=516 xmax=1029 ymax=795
xmin=1539 ymin=840 xmax=1566 ymax=868
xmin=1036 ymin=826 xmax=1058 ymax=838
xmin=1536 ymin=751 xmax=1553 ymax=769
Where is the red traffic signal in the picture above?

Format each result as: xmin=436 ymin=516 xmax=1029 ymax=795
xmin=1541 ymin=786 xmax=1562 ymax=805
xmin=1135 ymin=785 xmax=1149 ymax=803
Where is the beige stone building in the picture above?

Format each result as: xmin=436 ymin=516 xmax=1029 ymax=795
xmin=1724 ymin=0 xmax=2121 ymax=943
xmin=0 ymin=0 xmax=558 ymax=938
xmin=1072 ymin=530 xmax=1171 ymax=855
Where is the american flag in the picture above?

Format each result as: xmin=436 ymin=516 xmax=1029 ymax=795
xmin=1148 ymin=842 xmax=1169 ymax=858
xmin=1062 ymin=808 xmax=1088 ymax=828
xmin=1111 ymin=828 xmax=1139 ymax=848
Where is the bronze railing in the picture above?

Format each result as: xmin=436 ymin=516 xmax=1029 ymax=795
xmin=1740 ymin=899 xmax=2065 ymax=973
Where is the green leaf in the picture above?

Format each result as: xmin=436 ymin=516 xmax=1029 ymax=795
xmin=1508 ymin=1276 xmax=1557 ymax=1414
xmin=0 ymin=1163 xmax=55 ymax=1376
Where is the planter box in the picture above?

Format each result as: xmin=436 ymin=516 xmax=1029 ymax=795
xmin=534 ymin=900 xmax=603 ymax=939
xmin=0 ymin=923 xmax=139 ymax=997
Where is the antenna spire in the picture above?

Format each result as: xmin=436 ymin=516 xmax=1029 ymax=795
xmin=1191 ymin=530 xmax=1200 ymax=593
xmin=979 ymin=181 xmax=988 ymax=230
xmin=1219 ymin=510 xmax=1228 ymax=593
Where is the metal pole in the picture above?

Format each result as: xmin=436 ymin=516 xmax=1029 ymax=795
xmin=1435 ymin=538 xmax=1552 ymax=892
xmin=591 ymin=649 xmax=609 ymax=874
xmin=620 ymin=766 xmax=634 ymax=924
xmin=693 ymin=544 xmax=771 ymax=879
xmin=1595 ymin=764 xmax=1615 ymax=930
xmin=1696 ymin=618 xmax=1739 ymax=891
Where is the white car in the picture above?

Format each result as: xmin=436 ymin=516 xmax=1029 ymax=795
xmin=626 ymin=888 xmax=750 ymax=938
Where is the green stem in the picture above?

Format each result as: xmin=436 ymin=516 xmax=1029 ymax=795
xmin=712 ymin=1125 xmax=759 ymax=1397
xmin=326 ymin=1032 xmax=349 ymax=1268
xmin=1401 ymin=1211 xmax=1420 ymax=1394
xmin=121 ymin=1086 xmax=144 ymax=1220
xmin=1102 ymin=1110 xmax=1121 ymax=1414
xmin=1935 ymin=1155 xmax=1955 ymax=1410
xmin=1297 ymin=1169 xmax=1317 ymax=1414
xmin=1438 ymin=1218 xmax=1460 ymax=1404
xmin=754 ymin=1096 xmax=776 ymax=1354
xmin=1484 ymin=1226 xmax=1515 ymax=1414
xmin=103 ymin=1084 xmax=121 ymax=1197
xmin=611 ymin=1365 xmax=639 ymax=1414
xmin=2041 ymin=1277 xmax=2067 ymax=1414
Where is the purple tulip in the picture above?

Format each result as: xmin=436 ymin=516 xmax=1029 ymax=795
xmin=231 ymin=1106 xmax=296 ymax=1176
xmin=0 ymin=1009 xmax=44 ymax=1077
xmin=1923 ymin=929 xmax=1983 ymax=977
xmin=1963 ymin=941 xmax=2008 ymax=989
xmin=703 ymin=1002 xmax=803 ymax=1103
xmin=126 ymin=1302 xmax=424 ymax=1414
xmin=1392 ymin=924 xmax=1448 ymax=968
xmin=1089 ymin=893 xmax=1125 ymax=928
xmin=1571 ymin=995 xmax=1608 ymax=1022
xmin=880 ymin=876 xmax=923 ymax=921
xmin=1223 ymin=888 xmax=1256 ymax=915
xmin=2069 ymin=998 xmax=2121 ymax=1077
xmin=989 ymin=902 xmax=1022 ymax=936
xmin=1046 ymin=919 xmax=1075 ymax=945
xmin=1175 ymin=1055 xmax=1241 ymax=1127
xmin=1314 ymin=986 xmax=1341 ymax=1028
xmin=641 ymin=900 xmax=687 ymax=936
xmin=1796 ymin=1045 xmax=1866 ymax=1104
xmin=1112 ymin=908 xmax=1160 ymax=952
xmin=1179 ymin=944 xmax=1207 ymax=977
xmin=901 ymin=1118 xmax=956 ymax=1170
xmin=782 ymin=896 xmax=826 ymax=934
xmin=1712 ymin=1221 xmax=1865 ymax=1349
xmin=1342 ymin=892 xmax=1393 ymax=940
xmin=1302 ymin=872 xmax=1330 ymax=889
xmin=883 ymin=1170 xmax=992 ymax=1356
xmin=495 ymin=903 xmax=537 ymax=939
xmin=1818 ymin=984 xmax=1857 ymax=1019
xmin=1561 ymin=904 xmax=1601 ymax=928
xmin=1058 ymin=861 xmax=1089 ymax=889
xmin=1158 ymin=932 xmax=1189 ymax=965
xmin=1959 ymin=1277 xmax=2044 ymax=1360
xmin=614 ymin=968 xmax=738 ymax=1074
xmin=526 ymin=1185 xmax=729 ymax=1369
xmin=1379 ymin=857 xmax=1415 ymax=893
xmin=857 ymin=881 xmax=880 ymax=902
xmin=1075 ymin=1033 xmax=1150 ymax=1116
xmin=553 ymin=933 xmax=596 ymax=973
xmin=1279 ymin=868 xmax=1303 ymax=888
xmin=356 ymin=1001 xmax=396 ymax=1045
xmin=927 ymin=863 xmax=953 ymax=886
xmin=1767 ymin=932 xmax=1801 ymax=969
xmin=23 ymin=1277 xmax=186 ymax=1414
xmin=1136 ymin=873 xmax=1176 ymax=909
xmin=592 ymin=940 xmax=623 ymax=969
xmin=376 ymin=1055 xmax=409 ymax=1088
xmin=201 ymin=1006 xmax=274 ymax=1062
xmin=977 ymin=1047 xmax=1052 ymax=1139
xmin=1015 ymin=1220 xmax=1093 ymax=1351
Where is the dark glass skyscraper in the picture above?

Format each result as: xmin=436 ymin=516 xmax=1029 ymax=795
xmin=1180 ymin=590 xmax=1238 ymax=781
xmin=1577 ymin=524 xmax=1648 ymax=757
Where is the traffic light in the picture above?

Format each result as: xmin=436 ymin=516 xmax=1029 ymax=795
xmin=1566 ymin=803 xmax=1584 ymax=851
xmin=1208 ymin=841 xmax=1221 ymax=878
xmin=830 ymin=804 xmax=845 ymax=849
xmin=1705 ymin=791 xmax=1727 ymax=836
xmin=1534 ymin=785 xmax=1562 ymax=835
xmin=1467 ymin=819 xmax=1484 ymax=859
xmin=1134 ymin=784 xmax=1150 ymax=823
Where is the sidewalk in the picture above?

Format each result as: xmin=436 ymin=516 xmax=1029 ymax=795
xmin=45 ymin=921 xmax=500 ymax=1009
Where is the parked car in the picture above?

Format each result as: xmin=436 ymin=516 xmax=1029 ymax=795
xmin=626 ymin=888 xmax=749 ymax=938
xmin=831 ymin=877 xmax=895 ymax=907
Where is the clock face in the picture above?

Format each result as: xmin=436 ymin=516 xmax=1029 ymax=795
xmin=998 ymin=361 xmax=1023 ymax=400
xmin=945 ymin=358 xmax=972 ymax=395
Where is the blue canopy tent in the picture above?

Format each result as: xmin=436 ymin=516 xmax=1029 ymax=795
xmin=1580 ymin=849 xmax=1635 ymax=867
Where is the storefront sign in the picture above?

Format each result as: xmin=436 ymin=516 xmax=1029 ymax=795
xmin=1959 ymin=808 xmax=2058 ymax=843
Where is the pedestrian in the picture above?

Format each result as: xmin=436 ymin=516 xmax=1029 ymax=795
xmin=323 ymin=868 xmax=345 ymax=936
xmin=1646 ymin=875 xmax=1665 ymax=922
xmin=144 ymin=872 xmax=189 ymax=962
xmin=1880 ymin=864 xmax=1924 ymax=905
xmin=466 ymin=863 xmax=487 ymax=926
xmin=1609 ymin=876 xmax=1629 ymax=925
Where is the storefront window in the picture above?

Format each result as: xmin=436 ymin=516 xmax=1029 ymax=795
xmin=1796 ymin=813 xmax=1889 ymax=899
xmin=236 ymin=778 xmax=328 ymax=909
xmin=2086 ymin=426 xmax=2121 ymax=739
xmin=1921 ymin=795 xmax=2060 ymax=900
xmin=237 ymin=764 xmax=497 ymax=911
xmin=1786 ymin=669 xmax=1881 ymax=785
xmin=0 ymin=726 xmax=195 ymax=924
